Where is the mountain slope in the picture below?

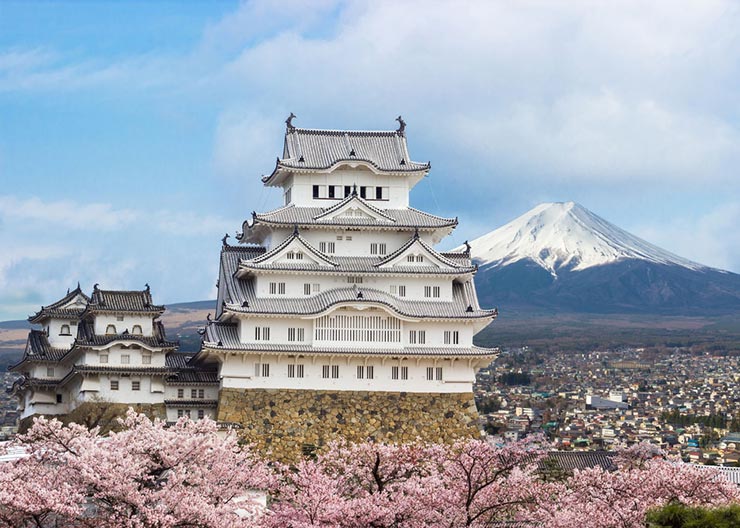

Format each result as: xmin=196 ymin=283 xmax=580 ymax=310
xmin=464 ymin=202 xmax=740 ymax=315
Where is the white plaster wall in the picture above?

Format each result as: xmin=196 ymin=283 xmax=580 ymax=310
xmin=288 ymin=169 xmax=412 ymax=208
xmin=164 ymin=385 xmax=219 ymax=400
xmin=46 ymin=318 xmax=78 ymax=349
xmin=94 ymin=375 xmax=165 ymax=404
xmin=94 ymin=314 xmax=154 ymax=336
xmin=254 ymin=274 xmax=453 ymax=302
xmin=219 ymin=354 xmax=478 ymax=393
xmin=85 ymin=345 xmax=167 ymax=367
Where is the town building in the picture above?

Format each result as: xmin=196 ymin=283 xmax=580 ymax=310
xmin=9 ymin=285 xmax=218 ymax=429
xmin=193 ymin=116 xmax=498 ymax=458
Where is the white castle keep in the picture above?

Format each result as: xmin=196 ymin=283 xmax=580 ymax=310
xmin=10 ymin=116 xmax=498 ymax=457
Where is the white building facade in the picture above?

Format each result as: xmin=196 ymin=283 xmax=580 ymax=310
xmin=196 ymin=117 xmax=498 ymax=457
xmin=10 ymin=285 xmax=218 ymax=427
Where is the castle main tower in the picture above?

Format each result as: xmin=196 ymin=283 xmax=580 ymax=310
xmin=199 ymin=116 xmax=498 ymax=459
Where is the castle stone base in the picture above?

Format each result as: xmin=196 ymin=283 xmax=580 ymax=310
xmin=217 ymin=388 xmax=482 ymax=462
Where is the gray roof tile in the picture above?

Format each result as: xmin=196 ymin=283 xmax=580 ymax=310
xmin=263 ymin=128 xmax=430 ymax=185
xmin=84 ymin=285 xmax=164 ymax=314
xmin=28 ymin=285 xmax=90 ymax=323
xmin=246 ymin=204 xmax=456 ymax=230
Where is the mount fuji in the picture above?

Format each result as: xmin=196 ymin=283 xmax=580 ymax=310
xmin=464 ymin=202 xmax=740 ymax=315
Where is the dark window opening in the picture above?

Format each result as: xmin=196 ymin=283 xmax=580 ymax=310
xmin=56 ymin=394 xmax=63 ymax=403
xmin=376 ymin=187 xmax=383 ymax=200
xmin=313 ymin=185 xmax=320 ymax=198
xmin=360 ymin=186 xmax=367 ymax=198
xmin=328 ymin=186 xmax=335 ymax=198
xmin=344 ymin=185 xmax=351 ymax=197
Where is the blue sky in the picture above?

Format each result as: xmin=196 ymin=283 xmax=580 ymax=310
xmin=1 ymin=0 xmax=739 ymax=320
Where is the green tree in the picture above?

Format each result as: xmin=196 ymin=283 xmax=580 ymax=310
xmin=646 ymin=503 xmax=740 ymax=528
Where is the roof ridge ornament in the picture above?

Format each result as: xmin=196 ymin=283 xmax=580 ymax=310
xmin=222 ymin=233 xmax=230 ymax=247
xmin=352 ymin=183 xmax=358 ymax=196
xmin=286 ymin=112 xmax=297 ymax=131
xmin=464 ymin=240 xmax=471 ymax=256
xmin=145 ymin=283 xmax=150 ymax=293
xmin=396 ymin=115 xmax=406 ymax=136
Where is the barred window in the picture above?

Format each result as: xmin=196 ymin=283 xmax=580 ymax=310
xmin=322 ymin=365 xmax=330 ymax=379
xmin=315 ymin=313 xmax=401 ymax=343
xmin=177 ymin=388 xmax=184 ymax=398
xmin=332 ymin=365 xmax=340 ymax=378
xmin=366 ymin=365 xmax=374 ymax=379
xmin=110 ymin=380 xmax=119 ymax=391
xmin=132 ymin=381 xmax=141 ymax=391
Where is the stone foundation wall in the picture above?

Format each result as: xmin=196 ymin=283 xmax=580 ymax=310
xmin=18 ymin=402 xmax=167 ymax=434
xmin=217 ymin=388 xmax=481 ymax=462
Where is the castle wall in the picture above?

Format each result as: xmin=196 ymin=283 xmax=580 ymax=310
xmin=217 ymin=388 xmax=482 ymax=462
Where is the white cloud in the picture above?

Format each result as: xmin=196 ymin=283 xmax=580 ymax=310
xmin=634 ymin=202 xmax=740 ymax=273
xmin=0 ymin=195 xmax=139 ymax=230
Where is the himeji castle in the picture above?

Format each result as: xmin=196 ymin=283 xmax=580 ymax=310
xmin=196 ymin=116 xmax=499 ymax=458
xmin=9 ymin=285 xmax=219 ymax=429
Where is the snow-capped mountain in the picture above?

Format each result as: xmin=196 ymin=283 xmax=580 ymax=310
xmin=464 ymin=202 xmax=740 ymax=315
xmin=464 ymin=202 xmax=704 ymax=276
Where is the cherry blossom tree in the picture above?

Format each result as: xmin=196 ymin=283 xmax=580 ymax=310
xmin=0 ymin=410 xmax=271 ymax=528
xmin=261 ymin=436 xmax=554 ymax=528
xmin=549 ymin=443 xmax=740 ymax=528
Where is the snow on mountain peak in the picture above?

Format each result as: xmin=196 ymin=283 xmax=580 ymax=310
xmin=463 ymin=202 xmax=705 ymax=276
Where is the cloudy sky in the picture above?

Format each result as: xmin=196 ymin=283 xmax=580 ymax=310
xmin=1 ymin=0 xmax=738 ymax=320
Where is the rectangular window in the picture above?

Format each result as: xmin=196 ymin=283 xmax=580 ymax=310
xmin=443 ymin=330 xmax=461 ymax=345
xmin=284 ymin=187 xmax=292 ymax=205
xmin=297 ymin=364 xmax=304 ymax=378
xmin=46 ymin=367 xmax=55 ymax=377
xmin=100 ymin=354 xmax=109 ymax=364
xmin=255 ymin=327 xmax=271 ymax=341
xmin=132 ymin=381 xmax=141 ymax=391
xmin=142 ymin=354 xmax=151 ymax=365
xmin=416 ymin=255 xmax=424 ymax=262
xmin=199 ymin=389 xmax=204 ymax=398
xmin=191 ymin=389 xmax=197 ymax=398
xmin=407 ymin=255 xmax=416 ymax=263
xmin=121 ymin=354 xmax=130 ymax=364
xmin=313 ymin=185 xmax=320 ymax=198
xmin=288 ymin=364 xmax=296 ymax=378
xmin=424 ymin=286 xmax=441 ymax=298
xmin=319 ymin=242 xmax=336 ymax=253
xmin=436 ymin=367 xmax=443 ymax=381
xmin=391 ymin=366 xmax=399 ymax=380
xmin=287 ymin=327 xmax=305 ymax=342
xmin=254 ymin=363 xmax=261 ymax=378
xmin=262 ymin=363 xmax=270 ymax=377
xmin=178 ymin=409 xmax=184 ymax=418
xmin=198 ymin=410 xmax=205 ymax=420
xmin=347 ymin=276 xmax=363 ymax=284
xmin=401 ymin=366 xmax=409 ymax=380
xmin=360 ymin=186 xmax=367 ymax=198
xmin=370 ymin=243 xmax=387 ymax=255
xmin=357 ymin=365 xmax=364 ymax=379
xmin=178 ymin=388 xmax=184 ymax=398
xmin=345 ymin=236 xmax=352 ymax=241
xmin=304 ymin=283 xmax=311 ymax=295
xmin=116 ymin=315 xmax=124 ymax=322
xmin=56 ymin=393 xmax=63 ymax=403
xmin=344 ymin=185 xmax=352 ymax=197
xmin=390 ymin=285 xmax=397 ymax=294
xmin=409 ymin=330 xmax=426 ymax=344
xmin=367 ymin=365 xmax=374 ymax=379
xmin=427 ymin=367 xmax=434 ymax=380
xmin=110 ymin=380 xmax=119 ymax=391
xmin=332 ymin=365 xmax=340 ymax=379
xmin=398 ymin=285 xmax=406 ymax=297
xmin=328 ymin=185 xmax=336 ymax=198
xmin=313 ymin=283 xmax=321 ymax=293
xmin=322 ymin=365 xmax=330 ymax=378
xmin=186 ymin=410 xmax=191 ymax=418
xmin=269 ymin=282 xmax=286 ymax=295
xmin=336 ymin=235 xmax=343 ymax=240
xmin=375 ymin=186 xmax=383 ymax=200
